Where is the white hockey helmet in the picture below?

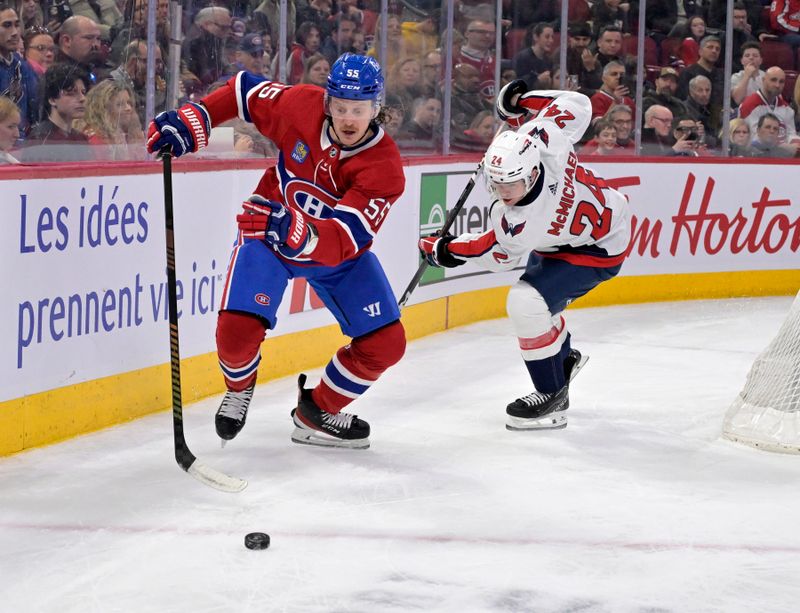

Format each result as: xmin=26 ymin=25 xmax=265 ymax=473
xmin=482 ymin=130 xmax=541 ymax=197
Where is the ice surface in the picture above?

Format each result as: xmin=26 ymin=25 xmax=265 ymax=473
xmin=2 ymin=297 xmax=799 ymax=613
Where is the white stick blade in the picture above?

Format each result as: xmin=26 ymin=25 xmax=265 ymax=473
xmin=187 ymin=461 xmax=247 ymax=493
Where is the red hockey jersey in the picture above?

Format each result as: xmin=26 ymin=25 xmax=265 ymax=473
xmin=202 ymin=73 xmax=406 ymax=267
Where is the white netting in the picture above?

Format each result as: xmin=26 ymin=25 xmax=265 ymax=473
xmin=722 ymin=292 xmax=800 ymax=454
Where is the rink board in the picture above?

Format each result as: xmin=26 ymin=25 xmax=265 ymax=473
xmin=1 ymin=156 xmax=799 ymax=455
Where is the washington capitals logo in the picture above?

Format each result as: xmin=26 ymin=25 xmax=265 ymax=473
xmin=528 ymin=126 xmax=549 ymax=147
xmin=501 ymin=215 xmax=526 ymax=237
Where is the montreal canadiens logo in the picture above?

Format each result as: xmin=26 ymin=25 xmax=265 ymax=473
xmin=284 ymin=179 xmax=338 ymax=218
xmin=254 ymin=293 xmax=270 ymax=305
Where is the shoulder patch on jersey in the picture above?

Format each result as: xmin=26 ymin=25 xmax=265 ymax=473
xmin=501 ymin=215 xmax=526 ymax=237
xmin=528 ymin=126 xmax=550 ymax=147
xmin=291 ymin=140 xmax=310 ymax=163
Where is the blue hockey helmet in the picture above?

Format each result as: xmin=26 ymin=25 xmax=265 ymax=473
xmin=326 ymin=53 xmax=384 ymax=103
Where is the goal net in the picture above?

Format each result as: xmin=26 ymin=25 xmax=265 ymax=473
xmin=722 ymin=292 xmax=800 ymax=454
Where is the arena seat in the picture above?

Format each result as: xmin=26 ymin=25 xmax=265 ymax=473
xmin=760 ymin=39 xmax=795 ymax=71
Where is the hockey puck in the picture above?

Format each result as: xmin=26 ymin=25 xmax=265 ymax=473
xmin=244 ymin=532 xmax=270 ymax=550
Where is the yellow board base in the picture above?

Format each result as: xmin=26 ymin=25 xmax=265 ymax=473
xmin=2 ymin=269 xmax=798 ymax=456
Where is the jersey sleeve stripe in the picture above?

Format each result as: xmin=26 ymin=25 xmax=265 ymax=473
xmin=331 ymin=209 xmax=374 ymax=250
xmin=331 ymin=217 xmax=361 ymax=253
xmin=448 ymin=231 xmax=498 ymax=258
xmin=334 ymin=204 xmax=377 ymax=238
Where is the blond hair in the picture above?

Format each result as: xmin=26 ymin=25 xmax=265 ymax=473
xmin=76 ymin=80 xmax=140 ymax=143
xmin=0 ymin=96 xmax=21 ymax=123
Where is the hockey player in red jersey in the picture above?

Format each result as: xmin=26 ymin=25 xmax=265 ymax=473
xmin=419 ymin=80 xmax=632 ymax=430
xmin=146 ymin=54 xmax=406 ymax=449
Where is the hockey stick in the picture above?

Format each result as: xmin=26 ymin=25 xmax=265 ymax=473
xmin=397 ymin=125 xmax=505 ymax=308
xmin=160 ymin=149 xmax=247 ymax=493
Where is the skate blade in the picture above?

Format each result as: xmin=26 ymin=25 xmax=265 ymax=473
xmin=291 ymin=428 xmax=370 ymax=450
xmin=506 ymin=413 xmax=568 ymax=431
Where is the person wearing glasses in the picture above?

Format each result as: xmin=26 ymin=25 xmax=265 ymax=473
xmin=725 ymin=117 xmax=755 ymax=157
xmin=640 ymin=104 xmax=675 ymax=155
xmin=54 ymin=15 xmax=101 ymax=85
xmin=456 ymin=17 xmax=497 ymax=101
xmin=183 ymin=6 xmax=232 ymax=89
xmin=0 ymin=3 xmax=39 ymax=136
xmin=23 ymin=26 xmax=55 ymax=76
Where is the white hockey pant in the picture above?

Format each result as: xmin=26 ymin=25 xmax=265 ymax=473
xmin=506 ymin=280 xmax=568 ymax=362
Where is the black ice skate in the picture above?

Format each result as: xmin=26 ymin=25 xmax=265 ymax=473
xmin=506 ymin=349 xmax=588 ymax=431
xmin=290 ymin=374 xmax=370 ymax=449
xmin=215 ymin=385 xmax=254 ymax=443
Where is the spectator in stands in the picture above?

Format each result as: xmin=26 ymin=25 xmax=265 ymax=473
xmin=183 ymin=6 xmax=232 ymax=88
xmin=455 ymin=16 xmax=497 ymax=101
xmin=463 ymin=109 xmax=495 ymax=145
xmin=725 ymin=117 xmax=755 ymax=157
xmin=641 ymin=104 xmax=676 ymax=155
xmin=0 ymin=93 xmax=20 ymax=163
xmin=563 ymin=21 xmax=594 ymax=92
xmin=22 ymin=63 xmax=91 ymax=161
xmin=677 ymin=35 xmax=724 ymax=126
xmin=739 ymin=66 xmax=800 ymax=145
xmin=676 ymin=15 xmax=707 ymax=67
xmin=366 ymin=13 xmax=405 ymax=70
xmin=750 ymin=112 xmax=799 ymax=157
xmin=320 ymin=14 xmax=357 ymax=66
xmin=450 ymin=62 xmax=492 ymax=139
xmin=730 ymin=42 xmax=765 ymax=106
xmin=590 ymin=61 xmax=634 ymax=122
xmin=584 ymin=118 xmax=620 ymax=155
xmin=607 ymin=104 xmax=635 ymax=150
xmin=286 ymin=22 xmax=321 ymax=84
xmin=770 ymin=0 xmax=800 ymax=50
xmin=397 ymin=94 xmax=441 ymax=145
xmin=512 ymin=22 xmax=555 ymax=91
xmin=299 ymin=52 xmax=330 ymax=87
xmin=667 ymin=116 xmax=705 ymax=157
xmin=592 ymin=0 xmax=631 ymax=37
xmin=725 ymin=3 xmax=758 ymax=71
xmin=648 ymin=0 xmax=703 ymax=41
xmin=686 ymin=75 xmax=720 ymax=143
xmin=643 ymin=67 xmax=688 ymax=119
xmin=352 ymin=29 xmax=367 ymax=55
xmin=419 ymin=49 xmax=442 ymax=97
xmin=253 ymin=0 xmax=296 ymax=51
xmin=110 ymin=0 xmax=169 ymax=65
xmin=68 ymin=0 xmax=123 ymax=42
xmin=296 ymin=0 xmax=334 ymax=41
xmin=74 ymin=79 xmax=143 ymax=160
xmin=23 ymin=27 xmax=55 ymax=77
xmin=386 ymin=56 xmax=424 ymax=119
xmin=380 ymin=104 xmax=404 ymax=138
xmin=0 ymin=4 xmax=39 ymax=136
xmin=708 ymin=0 xmax=762 ymax=37
xmin=110 ymin=39 xmax=166 ymax=128
xmin=793 ymin=77 xmax=800 ymax=131
xmin=55 ymin=15 xmax=102 ymax=84
xmin=20 ymin=0 xmax=44 ymax=31
xmin=230 ymin=33 xmax=266 ymax=77
xmin=580 ymin=25 xmax=632 ymax=93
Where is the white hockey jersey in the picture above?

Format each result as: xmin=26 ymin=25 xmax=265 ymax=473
xmin=448 ymin=90 xmax=632 ymax=272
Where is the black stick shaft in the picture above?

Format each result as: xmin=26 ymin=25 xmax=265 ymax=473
xmin=161 ymin=150 xmax=196 ymax=470
xmin=397 ymin=168 xmax=480 ymax=308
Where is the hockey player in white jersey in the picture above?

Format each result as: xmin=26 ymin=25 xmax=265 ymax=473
xmin=419 ymin=80 xmax=631 ymax=430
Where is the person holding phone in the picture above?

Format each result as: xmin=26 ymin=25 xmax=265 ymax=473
xmin=668 ymin=117 xmax=704 ymax=156
xmin=589 ymin=60 xmax=634 ymax=123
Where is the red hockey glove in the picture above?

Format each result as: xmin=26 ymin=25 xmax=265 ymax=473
xmin=418 ymin=234 xmax=465 ymax=268
xmin=146 ymin=102 xmax=210 ymax=157
xmin=239 ymin=195 xmax=314 ymax=257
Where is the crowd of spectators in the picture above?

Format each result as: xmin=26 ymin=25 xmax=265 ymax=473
xmin=2 ymin=0 xmax=800 ymax=165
